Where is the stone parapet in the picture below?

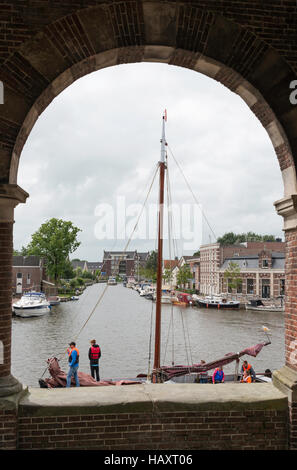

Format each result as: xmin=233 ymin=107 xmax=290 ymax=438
xmin=16 ymin=383 xmax=287 ymax=450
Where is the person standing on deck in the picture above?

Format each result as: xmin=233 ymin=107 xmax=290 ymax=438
xmin=66 ymin=342 xmax=80 ymax=387
xmin=88 ymin=339 xmax=101 ymax=381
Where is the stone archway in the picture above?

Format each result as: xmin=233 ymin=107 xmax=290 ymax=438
xmin=1 ymin=1 xmax=297 ymax=449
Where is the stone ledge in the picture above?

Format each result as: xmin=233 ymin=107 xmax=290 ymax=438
xmin=273 ymin=365 xmax=297 ymax=402
xmin=18 ymin=383 xmax=287 ymax=417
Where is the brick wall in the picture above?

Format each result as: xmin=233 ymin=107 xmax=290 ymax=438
xmin=0 ymin=222 xmax=13 ymax=379
xmin=284 ymin=231 xmax=297 ymax=371
xmin=12 ymin=266 xmax=42 ymax=294
xmin=17 ymin=408 xmax=287 ymax=451
xmin=0 ymin=408 xmax=17 ymax=450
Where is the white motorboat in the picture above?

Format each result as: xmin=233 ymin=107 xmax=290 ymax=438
xmin=245 ymin=299 xmax=284 ymax=312
xmin=153 ymin=292 xmax=172 ymax=304
xmin=13 ymin=292 xmax=51 ymax=317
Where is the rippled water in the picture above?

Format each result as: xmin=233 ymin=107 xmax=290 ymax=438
xmin=11 ymin=283 xmax=285 ymax=387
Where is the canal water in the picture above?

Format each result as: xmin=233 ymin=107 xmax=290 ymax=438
xmin=12 ymin=283 xmax=285 ymax=388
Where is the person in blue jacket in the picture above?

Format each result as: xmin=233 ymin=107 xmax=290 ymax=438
xmin=66 ymin=341 xmax=80 ymax=387
xmin=212 ymin=365 xmax=225 ymax=384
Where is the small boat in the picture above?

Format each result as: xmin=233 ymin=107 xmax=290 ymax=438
xmin=13 ymin=292 xmax=51 ymax=317
xmin=194 ymin=295 xmax=240 ymax=309
xmin=152 ymin=292 xmax=172 ymax=304
xmin=245 ymin=299 xmax=284 ymax=312
xmin=140 ymin=285 xmax=154 ymax=297
xmin=107 ymin=277 xmax=117 ymax=286
xmin=48 ymin=296 xmax=61 ymax=306
xmin=171 ymin=292 xmax=193 ymax=307
xmin=70 ymin=296 xmax=79 ymax=301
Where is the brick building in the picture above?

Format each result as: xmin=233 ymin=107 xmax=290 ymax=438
xmin=220 ymin=251 xmax=285 ymax=299
xmin=200 ymin=241 xmax=285 ymax=298
xmin=101 ymin=250 xmax=149 ymax=278
xmin=12 ymin=256 xmax=46 ymax=295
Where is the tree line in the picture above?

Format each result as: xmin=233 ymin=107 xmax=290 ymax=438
xmin=217 ymin=232 xmax=278 ymax=245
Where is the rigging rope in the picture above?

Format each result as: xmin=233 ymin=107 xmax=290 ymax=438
xmin=167 ymin=144 xmax=217 ymax=243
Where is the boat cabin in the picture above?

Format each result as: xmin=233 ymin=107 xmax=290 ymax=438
xmin=176 ymin=292 xmax=193 ymax=304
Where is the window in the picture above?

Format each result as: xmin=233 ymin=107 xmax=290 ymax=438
xmin=262 ymin=279 xmax=270 ymax=298
xmin=247 ymin=278 xmax=254 ymax=294
xmin=27 ymin=273 xmax=31 ymax=285
xmin=237 ymin=280 xmax=242 ymax=294
xmin=280 ymin=279 xmax=285 ymax=296
xmin=262 ymin=259 xmax=269 ymax=268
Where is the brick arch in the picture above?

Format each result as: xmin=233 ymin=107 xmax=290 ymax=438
xmin=0 ymin=1 xmax=296 ymax=197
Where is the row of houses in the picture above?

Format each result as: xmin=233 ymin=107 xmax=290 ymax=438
xmin=171 ymin=240 xmax=285 ymax=300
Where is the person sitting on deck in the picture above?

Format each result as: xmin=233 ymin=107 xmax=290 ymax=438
xmin=240 ymin=360 xmax=256 ymax=382
xmin=241 ymin=369 xmax=252 ymax=383
xmin=212 ymin=366 xmax=225 ymax=384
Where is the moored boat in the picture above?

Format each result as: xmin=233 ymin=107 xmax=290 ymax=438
xmin=48 ymin=295 xmax=61 ymax=306
xmin=194 ymin=294 xmax=240 ymax=309
xmin=245 ymin=299 xmax=284 ymax=312
xmin=13 ymin=292 xmax=51 ymax=317
xmin=171 ymin=292 xmax=193 ymax=307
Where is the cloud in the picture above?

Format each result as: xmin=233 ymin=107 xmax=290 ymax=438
xmin=14 ymin=63 xmax=284 ymax=260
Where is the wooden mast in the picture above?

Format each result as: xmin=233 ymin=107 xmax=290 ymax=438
xmin=153 ymin=110 xmax=167 ymax=381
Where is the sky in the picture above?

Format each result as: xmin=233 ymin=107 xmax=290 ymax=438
xmin=14 ymin=62 xmax=284 ymax=262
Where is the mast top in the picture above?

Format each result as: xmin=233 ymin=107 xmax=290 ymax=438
xmin=160 ymin=109 xmax=167 ymax=163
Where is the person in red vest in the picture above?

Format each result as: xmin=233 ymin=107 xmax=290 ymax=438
xmin=88 ymin=339 xmax=101 ymax=381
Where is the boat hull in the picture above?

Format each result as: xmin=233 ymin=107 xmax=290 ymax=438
xmin=195 ymin=300 xmax=240 ymax=309
xmin=13 ymin=306 xmax=51 ymax=317
xmin=245 ymin=305 xmax=284 ymax=312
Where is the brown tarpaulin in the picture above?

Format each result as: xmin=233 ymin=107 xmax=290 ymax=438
xmin=158 ymin=341 xmax=271 ymax=380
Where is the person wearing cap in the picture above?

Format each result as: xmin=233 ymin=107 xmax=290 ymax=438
xmin=66 ymin=341 xmax=80 ymax=387
xmin=88 ymin=339 xmax=101 ymax=381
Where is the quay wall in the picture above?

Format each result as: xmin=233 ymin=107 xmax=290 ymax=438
xmin=2 ymin=383 xmax=288 ymax=450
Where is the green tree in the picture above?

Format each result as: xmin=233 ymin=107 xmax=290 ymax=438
xmin=13 ymin=245 xmax=29 ymax=256
xmin=177 ymin=264 xmax=192 ymax=288
xmin=223 ymin=261 xmax=242 ymax=292
xmin=217 ymin=232 xmax=276 ymax=245
xmin=61 ymin=260 xmax=76 ymax=279
xmin=141 ymin=251 xmax=158 ymax=280
xmin=27 ymin=218 xmax=81 ymax=281
xmin=163 ymin=268 xmax=173 ymax=285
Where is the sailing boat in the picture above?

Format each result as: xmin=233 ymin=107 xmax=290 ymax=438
xmin=39 ymin=112 xmax=271 ymax=388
